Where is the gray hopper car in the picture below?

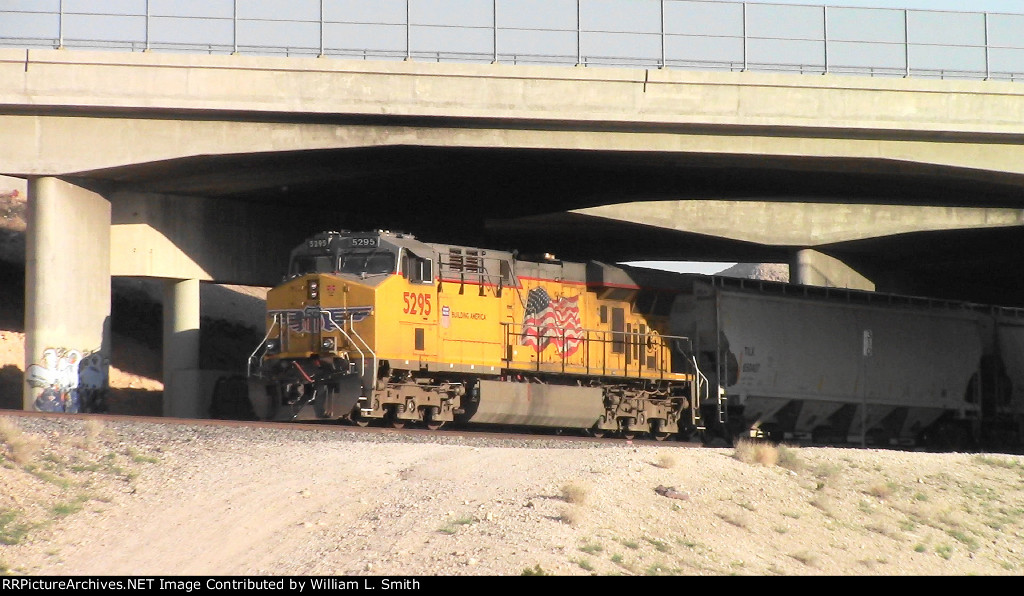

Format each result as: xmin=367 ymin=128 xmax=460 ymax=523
xmin=670 ymin=276 xmax=1024 ymax=450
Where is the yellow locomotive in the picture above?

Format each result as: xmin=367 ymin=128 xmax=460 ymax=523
xmin=247 ymin=229 xmax=708 ymax=440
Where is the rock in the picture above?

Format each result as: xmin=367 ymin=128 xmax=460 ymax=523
xmin=655 ymin=485 xmax=690 ymax=500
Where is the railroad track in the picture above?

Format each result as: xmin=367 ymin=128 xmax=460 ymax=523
xmin=0 ymin=408 xmax=707 ymax=448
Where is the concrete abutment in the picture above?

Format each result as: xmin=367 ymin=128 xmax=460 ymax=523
xmin=24 ymin=177 xmax=111 ymax=412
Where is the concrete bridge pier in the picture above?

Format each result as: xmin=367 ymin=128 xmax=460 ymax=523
xmin=789 ymin=249 xmax=874 ymax=291
xmin=162 ymin=278 xmax=202 ymax=418
xmin=23 ymin=177 xmax=111 ymax=413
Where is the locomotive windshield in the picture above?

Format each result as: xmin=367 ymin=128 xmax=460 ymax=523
xmin=339 ymin=250 xmax=395 ymax=275
xmin=289 ymin=248 xmax=396 ymax=277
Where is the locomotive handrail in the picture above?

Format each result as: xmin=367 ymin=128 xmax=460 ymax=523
xmin=248 ymin=314 xmax=282 ymax=379
xmin=502 ymin=321 xmax=695 ymax=382
xmin=690 ymin=353 xmax=709 ymax=430
xmin=319 ymin=307 xmax=376 ymax=395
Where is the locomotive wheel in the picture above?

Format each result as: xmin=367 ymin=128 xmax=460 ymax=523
xmin=385 ymin=409 xmax=406 ymax=429
xmin=620 ymin=418 xmax=637 ymax=440
xmin=651 ymin=420 xmax=670 ymax=441
xmin=424 ymin=406 xmax=445 ymax=431
xmin=589 ymin=427 xmax=606 ymax=439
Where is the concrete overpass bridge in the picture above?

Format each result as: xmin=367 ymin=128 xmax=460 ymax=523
xmin=3 ymin=48 xmax=1024 ymax=415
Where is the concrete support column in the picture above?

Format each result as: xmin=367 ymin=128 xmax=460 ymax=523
xmin=24 ymin=177 xmax=111 ymax=412
xmin=162 ymin=278 xmax=202 ymax=418
xmin=789 ymin=249 xmax=875 ymax=291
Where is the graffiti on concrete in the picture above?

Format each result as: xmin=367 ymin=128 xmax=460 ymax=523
xmin=26 ymin=348 xmax=108 ymax=413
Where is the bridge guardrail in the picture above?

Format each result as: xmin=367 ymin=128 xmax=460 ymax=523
xmin=1 ymin=1 xmax=1022 ymax=83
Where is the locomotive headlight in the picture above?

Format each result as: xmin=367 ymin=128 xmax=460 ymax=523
xmin=264 ymin=339 xmax=280 ymax=354
xmin=321 ymin=337 xmax=336 ymax=352
xmin=307 ymin=280 xmax=319 ymax=300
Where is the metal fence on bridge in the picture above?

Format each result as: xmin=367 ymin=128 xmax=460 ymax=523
xmin=2 ymin=0 xmax=1024 ymax=82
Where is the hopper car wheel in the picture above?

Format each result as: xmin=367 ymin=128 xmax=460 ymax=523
xmin=589 ymin=427 xmax=606 ymax=439
xmin=349 ymin=407 xmax=371 ymax=427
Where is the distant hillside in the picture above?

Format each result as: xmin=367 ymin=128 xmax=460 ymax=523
xmin=716 ymin=262 xmax=790 ymax=282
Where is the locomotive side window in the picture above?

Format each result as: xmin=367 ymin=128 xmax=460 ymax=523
xmin=402 ymin=250 xmax=434 ymax=284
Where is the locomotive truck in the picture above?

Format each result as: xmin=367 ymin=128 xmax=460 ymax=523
xmin=221 ymin=229 xmax=1024 ymax=450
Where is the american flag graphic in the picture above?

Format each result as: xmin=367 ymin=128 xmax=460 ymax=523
xmin=521 ymin=287 xmax=583 ymax=357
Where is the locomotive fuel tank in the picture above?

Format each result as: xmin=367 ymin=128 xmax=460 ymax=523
xmin=671 ymin=278 xmax=987 ymax=444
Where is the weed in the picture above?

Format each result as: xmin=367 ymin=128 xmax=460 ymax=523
xmin=644 ymin=537 xmax=671 ymax=552
xmin=717 ymin=511 xmax=749 ymax=529
xmin=126 ymin=447 xmax=160 ymax=464
xmin=914 ymin=543 xmax=927 ymax=553
xmin=561 ymin=483 xmax=588 ymax=504
xmin=947 ymin=529 xmax=979 ymax=551
xmin=654 ymin=453 xmax=676 ymax=469
xmin=621 ymin=539 xmax=639 ymax=550
xmin=790 ymin=551 xmax=818 ymax=567
xmin=558 ymin=506 xmax=581 ymax=526
xmin=813 ymin=462 xmax=843 ymax=485
xmin=438 ymin=516 xmax=474 ymax=535
xmin=733 ymin=439 xmax=778 ymax=467
xmin=810 ymin=494 xmax=835 ymax=517
xmin=865 ymin=522 xmax=901 ymax=540
xmin=0 ymin=509 xmax=33 ymax=545
xmin=867 ymin=481 xmax=896 ymax=500
xmin=913 ymin=492 xmax=929 ymax=502
xmin=782 ymin=510 xmax=802 ymax=519
xmin=51 ymin=501 xmax=84 ymax=518
xmin=610 ymin=553 xmax=625 ymax=565
xmin=24 ymin=465 xmax=72 ymax=489
xmin=936 ymin=544 xmax=953 ymax=560
xmin=521 ymin=564 xmax=547 ymax=576
xmin=81 ymin=419 xmax=104 ymax=449
xmin=899 ymin=518 xmax=917 ymax=532
xmin=578 ymin=542 xmax=603 ymax=555
xmin=773 ymin=525 xmax=789 ymax=534
xmin=0 ymin=418 xmax=41 ymax=466
xmin=776 ymin=444 xmax=804 ymax=472
xmin=573 ymin=558 xmax=593 ymax=571
xmin=975 ymin=455 xmax=1024 ymax=471
xmin=644 ymin=562 xmax=674 ymax=576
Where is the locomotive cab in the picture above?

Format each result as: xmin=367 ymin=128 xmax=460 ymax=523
xmin=251 ymin=230 xmax=436 ymax=421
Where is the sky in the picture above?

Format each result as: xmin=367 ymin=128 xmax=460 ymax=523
xmin=741 ymin=0 xmax=1021 ymax=10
